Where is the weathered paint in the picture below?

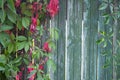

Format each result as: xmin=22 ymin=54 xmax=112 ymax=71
xmin=81 ymin=0 xmax=91 ymax=80
xmin=50 ymin=0 xmax=119 ymax=80
xmin=67 ymin=0 xmax=74 ymax=80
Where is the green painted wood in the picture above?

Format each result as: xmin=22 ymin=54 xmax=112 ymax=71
xmin=81 ymin=0 xmax=91 ymax=80
xmin=97 ymin=0 xmax=113 ymax=80
xmin=117 ymin=20 xmax=120 ymax=80
xmin=73 ymin=0 xmax=82 ymax=80
xmin=113 ymin=1 xmax=118 ymax=80
xmin=117 ymin=3 xmax=120 ymax=79
xmin=97 ymin=2 xmax=106 ymax=79
xmin=67 ymin=0 xmax=74 ymax=80
xmin=56 ymin=0 xmax=67 ymax=80
xmin=49 ymin=1 xmax=120 ymax=80
xmin=50 ymin=16 xmax=58 ymax=80
xmin=97 ymin=0 xmax=114 ymax=80
xmin=81 ymin=0 xmax=99 ymax=80
xmin=104 ymin=4 xmax=114 ymax=80
xmin=105 ymin=23 xmax=113 ymax=80
xmin=89 ymin=0 xmax=98 ymax=80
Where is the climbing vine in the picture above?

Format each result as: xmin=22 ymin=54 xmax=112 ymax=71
xmin=0 ymin=0 xmax=59 ymax=80
xmin=98 ymin=0 xmax=120 ymax=79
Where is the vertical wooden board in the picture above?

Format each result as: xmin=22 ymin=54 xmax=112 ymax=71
xmin=104 ymin=5 xmax=113 ymax=80
xmin=97 ymin=0 xmax=113 ymax=80
xmin=57 ymin=0 xmax=67 ymax=80
xmin=112 ymin=1 xmax=118 ymax=80
xmin=105 ymin=25 xmax=113 ymax=80
xmin=112 ymin=1 xmax=120 ymax=80
xmin=117 ymin=3 xmax=120 ymax=80
xmin=66 ymin=0 xmax=74 ymax=80
xmin=97 ymin=0 xmax=108 ymax=80
xmin=73 ymin=0 xmax=82 ymax=80
xmin=81 ymin=0 xmax=91 ymax=80
xmin=97 ymin=13 xmax=106 ymax=80
xmin=50 ymin=16 xmax=58 ymax=80
xmin=89 ymin=0 xmax=98 ymax=80
xmin=116 ymin=20 xmax=120 ymax=79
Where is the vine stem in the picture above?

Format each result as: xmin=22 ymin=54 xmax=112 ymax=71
xmin=16 ymin=27 xmax=18 ymax=58
xmin=32 ymin=39 xmax=35 ymax=64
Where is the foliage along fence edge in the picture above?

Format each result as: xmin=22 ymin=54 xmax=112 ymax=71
xmin=50 ymin=0 xmax=120 ymax=80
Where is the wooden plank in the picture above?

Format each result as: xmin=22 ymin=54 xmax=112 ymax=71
xmin=97 ymin=0 xmax=113 ymax=80
xmin=97 ymin=8 xmax=106 ymax=80
xmin=89 ymin=0 xmax=98 ymax=80
xmin=97 ymin=0 xmax=108 ymax=80
xmin=105 ymin=23 xmax=113 ymax=80
xmin=50 ymin=16 xmax=58 ymax=80
xmin=116 ymin=20 xmax=120 ymax=80
xmin=66 ymin=0 xmax=74 ymax=80
xmin=81 ymin=0 xmax=91 ymax=80
xmin=56 ymin=0 xmax=67 ymax=80
xmin=73 ymin=0 xmax=82 ymax=80
xmin=113 ymin=1 xmax=118 ymax=80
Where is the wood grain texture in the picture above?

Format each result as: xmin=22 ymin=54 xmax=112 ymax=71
xmin=89 ymin=0 xmax=98 ymax=80
xmin=73 ymin=0 xmax=82 ymax=80
xmin=81 ymin=0 xmax=91 ymax=80
xmin=49 ymin=0 xmax=120 ymax=80
xmin=56 ymin=0 xmax=67 ymax=80
xmin=67 ymin=0 xmax=74 ymax=80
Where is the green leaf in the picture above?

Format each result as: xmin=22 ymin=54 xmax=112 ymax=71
xmin=104 ymin=16 xmax=110 ymax=24
xmin=0 ymin=0 xmax=4 ymax=8
xmin=0 ymin=25 xmax=13 ymax=31
xmin=7 ymin=0 xmax=16 ymax=13
xmin=0 ymin=55 xmax=6 ymax=64
xmin=100 ymin=31 xmax=106 ymax=36
xmin=103 ymin=41 xmax=107 ymax=48
xmin=29 ymin=0 xmax=34 ymax=3
xmin=36 ymin=51 xmax=40 ymax=59
xmin=21 ymin=2 xmax=26 ymax=13
xmin=23 ymin=58 xmax=29 ymax=65
xmin=8 ymin=43 xmax=14 ymax=53
xmin=96 ymin=38 xmax=104 ymax=44
xmin=0 ymin=32 xmax=10 ymax=47
xmin=0 ymin=66 xmax=5 ymax=71
xmin=102 ymin=64 xmax=109 ymax=69
xmin=16 ymin=36 xmax=27 ymax=41
xmin=17 ymin=18 xmax=22 ymax=30
xmin=43 ymin=74 xmax=50 ymax=80
xmin=47 ymin=59 xmax=56 ymax=72
xmin=102 ymin=58 xmax=110 ymax=69
xmin=101 ymin=51 xmax=108 ymax=56
xmin=0 ymin=9 xmax=6 ymax=23
xmin=0 ymin=32 xmax=10 ymax=40
xmin=27 ymin=70 xmax=37 ymax=79
xmin=49 ymin=41 xmax=56 ymax=50
xmin=99 ymin=3 xmax=108 ymax=10
xmin=37 ymin=72 xmax=43 ymax=80
xmin=25 ymin=42 xmax=30 ymax=52
xmin=32 ymin=51 xmax=37 ymax=59
xmin=10 ymin=33 xmax=15 ymax=40
xmin=22 ymin=17 xmax=30 ymax=29
xmin=102 ymin=13 xmax=109 ymax=18
xmin=13 ymin=57 xmax=22 ymax=64
xmin=17 ymin=42 xmax=25 ymax=50
xmin=24 ymin=10 xmax=32 ymax=17
xmin=36 ymin=26 xmax=43 ymax=36
xmin=50 ymin=28 xmax=59 ymax=40
xmin=7 ymin=9 xmax=16 ymax=23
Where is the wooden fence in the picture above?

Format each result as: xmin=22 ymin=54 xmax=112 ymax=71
xmin=49 ymin=0 xmax=120 ymax=80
